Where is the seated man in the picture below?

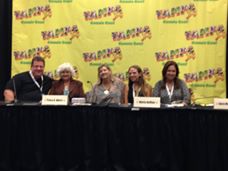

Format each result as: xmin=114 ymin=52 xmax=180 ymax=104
xmin=4 ymin=56 xmax=52 ymax=103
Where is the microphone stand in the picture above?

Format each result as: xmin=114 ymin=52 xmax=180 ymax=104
xmin=86 ymin=81 xmax=94 ymax=104
xmin=12 ymin=78 xmax=18 ymax=104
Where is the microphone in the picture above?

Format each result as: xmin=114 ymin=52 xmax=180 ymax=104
xmin=87 ymin=80 xmax=93 ymax=89
xmin=12 ymin=78 xmax=18 ymax=104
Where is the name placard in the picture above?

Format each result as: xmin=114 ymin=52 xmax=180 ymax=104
xmin=41 ymin=95 xmax=68 ymax=106
xmin=214 ymin=98 xmax=228 ymax=109
xmin=71 ymin=97 xmax=86 ymax=105
xmin=133 ymin=97 xmax=160 ymax=108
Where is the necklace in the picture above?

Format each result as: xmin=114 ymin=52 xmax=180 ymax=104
xmin=104 ymin=90 xmax=110 ymax=95
xmin=102 ymin=83 xmax=111 ymax=95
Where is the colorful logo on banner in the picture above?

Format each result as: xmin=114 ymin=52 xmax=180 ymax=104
xmin=112 ymin=26 xmax=151 ymax=42
xmin=155 ymin=46 xmax=196 ymax=62
xmin=84 ymin=5 xmax=123 ymax=21
xmin=41 ymin=25 xmax=79 ymax=41
xmin=14 ymin=45 xmax=51 ymax=61
xmin=14 ymin=5 xmax=52 ymax=21
xmin=185 ymin=25 xmax=226 ymax=41
xmin=83 ymin=47 xmax=122 ymax=63
xmin=184 ymin=67 xmax=224 ymax=84
xmin=156 ymin=3 xmax=197 ymax=20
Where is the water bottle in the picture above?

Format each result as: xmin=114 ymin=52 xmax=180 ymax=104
xmin=63 ymin=86 xmax=69 ymax=96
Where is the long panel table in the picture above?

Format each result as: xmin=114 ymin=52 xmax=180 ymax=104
xmin=0 ymin=105 xmax=228 ymax=171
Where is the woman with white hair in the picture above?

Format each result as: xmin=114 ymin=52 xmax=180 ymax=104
xmin=49 ymin=63 xmax=84 ymax=100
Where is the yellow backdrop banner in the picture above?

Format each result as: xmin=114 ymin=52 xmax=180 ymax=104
xmin=12 ymin=0 xmax=227 ymax=105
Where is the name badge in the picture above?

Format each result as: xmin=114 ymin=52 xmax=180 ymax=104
xmin=133 ymin=97 xmax=160 ymax=108
xmin=41 ymin=95 xmax=68 ymax=106
xmin=214 ymin=98 xmax=228 ymax=109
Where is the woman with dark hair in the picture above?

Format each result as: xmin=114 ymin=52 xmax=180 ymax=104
xmin=152 ymin=61 xmax=190 ymax=105
xmin=87 ymin=64 xmax=125 ymax=105
xmin=125 ymin=65 xmax=152 ymax=104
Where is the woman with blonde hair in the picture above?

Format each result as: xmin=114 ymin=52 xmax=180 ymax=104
xmin=125 ymin=65 xmax=152 ymax=104
xmin=49 ymin=63 xmax=84 ymax=100
xmin=87 ymin=64 xmax=125 ymax=105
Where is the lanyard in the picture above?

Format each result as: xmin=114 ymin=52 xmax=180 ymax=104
xmin=166 ymin=84 xmax=174 ymax=100
xmin=132 ymin=85 xmax=141 ymax=97
xmin=29 ymin=70 xmax=43 ymax=92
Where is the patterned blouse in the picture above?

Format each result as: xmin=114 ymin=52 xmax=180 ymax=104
xmin=152 ymin=79 xmax=190 ymax=104
xmin=88 ymin=77 xmax=125 ymax=105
